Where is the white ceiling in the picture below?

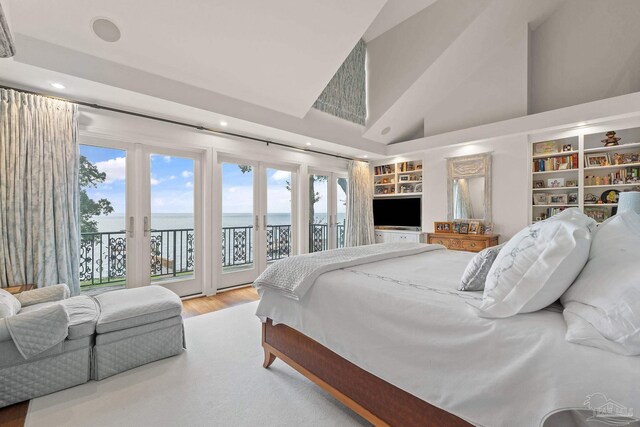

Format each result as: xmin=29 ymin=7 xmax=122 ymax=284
xmin=362 ymin=0 xmax=438 ymax=42
xmin=7 ymin=0 xmax=385 ymax=118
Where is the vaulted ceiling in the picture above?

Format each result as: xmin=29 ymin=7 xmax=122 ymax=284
xmin=1 ymin=0 xmax=639 ymax=155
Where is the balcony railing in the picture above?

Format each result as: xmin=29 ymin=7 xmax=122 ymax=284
xmin=80 ymin=225 xmax=295 ymax=288
xmin=309 ymin=222 xmax=346 ymax=253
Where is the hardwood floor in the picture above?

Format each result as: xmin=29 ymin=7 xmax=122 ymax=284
xmin=0 ymin=286 xmax=260 ymax=427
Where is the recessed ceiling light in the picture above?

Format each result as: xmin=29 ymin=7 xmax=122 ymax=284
xmin=50 ymin=82 xmax=65 ymax=89
xmin=577 ymin=122 xmax=587 ymax=126
xmin=363 ymin=155 xmax=368 ymax=158
xmin=220 ymin=121 xmax=228 ymax=127
xmin=381 ymin=126 xmax=391 ymax=135
xmin=92 ymin=18 xmax=121 ymax=43
xmin=305 ymin=142 xmax=312 ymax=146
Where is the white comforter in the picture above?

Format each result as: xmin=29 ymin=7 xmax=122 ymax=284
xmin=253 ymin=242 xmax=442 ymax=300
xmin=256 ymin=249 xmax=640 ymax=427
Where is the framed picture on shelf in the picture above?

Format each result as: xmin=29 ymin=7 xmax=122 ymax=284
xmin=533 ymin=193 xmax=548 ymax=205
xmin=547 ymin=178 xmax=565 ymax=188
xmin=548 ymin=194 xmax=568 ymax=205
xmin=453 ymin=222 xmax=461 ymax=234
xmin=459 ymin=223 xmax=470 ymax=234
xmin=534 ymin=141 xmax=559 ymax=155
xmin=568 ymin=193 xmax=578 ymax=204
xmin=415 ymin=183 xmax=422 ymax=192
xmin=399 ymin=175 xmax=409 ymax=182
xmin=468 ymin=221 xmax=481 ymax=235
xmin=483 ymin=223 xmax=494 ymax=235
xmin=566 ymin=180 xmax=578 ymax=187
xmin=533 ymin=180 xmax=545 ymax=189
xmin=562 ymin=144 xmax=573 ymax=152
xmin=434 ymin=222 xmax=453 ymax=233
xmin=585 ymin=153 xmax=610 ymax=168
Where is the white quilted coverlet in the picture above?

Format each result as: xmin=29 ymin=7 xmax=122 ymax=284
xmin=253 ymin=243 xmax=444 ymax=300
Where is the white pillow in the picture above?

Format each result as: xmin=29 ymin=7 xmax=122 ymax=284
xmin=0 ymin=289 xmax=21 ymax=319
xmin=473 ymin=209 xmax=596 ymax=318
xmin=561 ymin=210 xmax=640 ymax=355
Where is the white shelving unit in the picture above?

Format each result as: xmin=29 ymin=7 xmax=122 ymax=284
xmin=530 ymin=126 xmax=640 ymax=224
xmin=373 ymin=160 xmax=423 ymax=197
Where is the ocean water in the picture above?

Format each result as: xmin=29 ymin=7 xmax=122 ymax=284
xmin=94 ymin=213 xmax=345 ymax=232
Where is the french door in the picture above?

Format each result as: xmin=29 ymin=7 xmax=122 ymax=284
xmin=79 ymin=140 xmax=203 ymax=297
xmin=308 ymin=171 xmax=348 ymax=253
xmin=219 ymin=157 xmax=297 ymax=289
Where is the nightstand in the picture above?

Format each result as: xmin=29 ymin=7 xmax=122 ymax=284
xmin=426 ymin=233 xmax=499 ymax=253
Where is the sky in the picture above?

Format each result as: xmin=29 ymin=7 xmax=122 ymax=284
xmin=81 ymin=145 xmax=343 ymax=215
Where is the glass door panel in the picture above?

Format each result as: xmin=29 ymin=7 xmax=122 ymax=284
xmin=309 ymin=174 xmax=329 ymax=253
xmin=336 ymin=177 xmax=348 ymax=248
xmin=79 ymin=144 xmax=128 ymax=294
xmin=146 ymin=151 xmax=201 ymax=297
xmin=149 ymin=154 xmax=195 ymax=283
xmin=220 ymin=162 xmax=258 ymax=288
xmin=266 ymin=168 xmax=293 ymax=263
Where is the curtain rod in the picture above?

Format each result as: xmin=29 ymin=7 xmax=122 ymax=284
xmin=0 ymin=84 xmax=362 ymax=162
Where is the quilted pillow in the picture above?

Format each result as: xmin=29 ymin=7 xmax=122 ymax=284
xmin=561 ymin=210 xmax=640 ymax=355
xmin=459 ymin=243 xmax=506 ymax=291
xmin=474 ymin=209 xmax=596 ymax=318
xmin=0 ymin=289 xmax=21 ymax=319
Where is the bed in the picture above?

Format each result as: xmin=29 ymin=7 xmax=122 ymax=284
xmin=255 ymin=245 xmax=640 ymax=427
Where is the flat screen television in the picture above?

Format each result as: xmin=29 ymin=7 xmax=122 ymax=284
xmin=373 ymin=197 xmax=421 ymax=230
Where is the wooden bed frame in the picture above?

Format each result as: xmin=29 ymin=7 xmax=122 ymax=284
xmin=262 ymin=319 xmax=472 ymax=427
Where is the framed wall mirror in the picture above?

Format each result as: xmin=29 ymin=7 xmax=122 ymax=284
xmin=447 ymin=153 xmax=492 ymax=223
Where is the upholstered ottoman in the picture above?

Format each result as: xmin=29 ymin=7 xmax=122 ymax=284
xmin=92 ymin=286 xmax=185 ymax=380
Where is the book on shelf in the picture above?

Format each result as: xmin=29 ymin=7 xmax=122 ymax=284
xmin=584 ymin=167 xmax=640 ymax=185
xmin=532 ymin=154 xmax=578 ymax=172
xmin=374 ymin=165 xmax=394 ymax=175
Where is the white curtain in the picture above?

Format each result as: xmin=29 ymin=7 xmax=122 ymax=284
xmin=0 ymin=89 xmax=80 ymax=294
xmin=345 ymin=160 xmax=375 ymax=247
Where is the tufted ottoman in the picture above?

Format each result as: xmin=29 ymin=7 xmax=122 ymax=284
xmin=92 ymin=286 xmax=185 ymax=380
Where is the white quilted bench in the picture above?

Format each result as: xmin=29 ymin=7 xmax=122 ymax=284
xmin=92 ymin=286 xmax=185 ymax=380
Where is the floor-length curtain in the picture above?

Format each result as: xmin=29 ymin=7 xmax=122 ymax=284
xmin=345 ymin=160 xmax=375 ymax=247
xmin=0 ymin=88 xmax=80 ymax=294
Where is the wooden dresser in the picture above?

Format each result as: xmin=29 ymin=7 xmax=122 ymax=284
xmin=426 ymin=233 xmax=499 ymax=253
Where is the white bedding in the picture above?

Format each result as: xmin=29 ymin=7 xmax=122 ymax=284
xmin=256 ymin=249 xmax=640 ymax=427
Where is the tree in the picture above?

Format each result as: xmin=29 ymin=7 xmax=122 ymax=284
xmin=80 ymin=155 xmax=113 ymax=233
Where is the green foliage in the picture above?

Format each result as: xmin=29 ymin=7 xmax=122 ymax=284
xmin=80 ymin=155 xmax=113 ymax=233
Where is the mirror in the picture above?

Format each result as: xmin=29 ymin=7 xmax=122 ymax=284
xmin=447 ymin=153 xmax=492 ymax=223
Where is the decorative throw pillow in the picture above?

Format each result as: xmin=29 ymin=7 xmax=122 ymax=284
xmin=473 ymin=209 xmax=596 ymax=318
xmin=561 ymin=210 xmax=640 ymax=355
xmin=459 ymin=243 xmax=506 ymax=291
xmin=0 ymin=289 xmax=21 ymax=319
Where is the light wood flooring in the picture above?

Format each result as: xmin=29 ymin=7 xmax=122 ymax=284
xmin=0 ymin=286 xmax=260 ymax=427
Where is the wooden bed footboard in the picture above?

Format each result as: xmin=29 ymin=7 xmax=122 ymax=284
xmin=262 ymin=319 xmax=472 ymax=427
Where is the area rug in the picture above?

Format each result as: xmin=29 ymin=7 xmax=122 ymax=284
xmin=25 ymin=302 xmax=368 ymax=427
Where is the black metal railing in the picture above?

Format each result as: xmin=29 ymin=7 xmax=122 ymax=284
xmin=337 ymin=222 xmax=345 ymax=248
xmin=81 ymin=225 xmax=296 ymax=287
xmin=309 ymin=222 xmax=346 ymax=252
xmin=309 ymin=223 xmax=328 ymax=252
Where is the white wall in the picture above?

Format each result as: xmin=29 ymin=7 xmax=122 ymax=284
xmin=366 ymin=0 xmax=488 ymax=126
xmin=530 ymin=0 xmax=640 ymax=113
xmin=420 ymin=134 xmax=529 ymax=240
xmin=422 ymin=27 xmax=528 ymax=137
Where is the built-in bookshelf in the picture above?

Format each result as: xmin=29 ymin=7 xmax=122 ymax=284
xmin=530 ymin=127 xmax=640 ymax=224
xmin=373 ymin=159 xmax=423 ymax=197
